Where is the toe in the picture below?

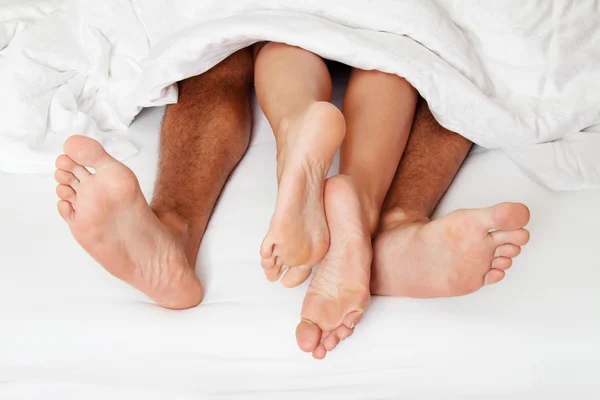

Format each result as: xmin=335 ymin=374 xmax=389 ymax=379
xmin=482 ymin=203 xmax=530 ymax=230
xmin=335 ymin=325 xmax=354 ymax=341
xmin=56 ymin=184 xmax=76 ymax=203
xmin=55 ymin=154 xmax=90 ymax=180
xmin=342 ymin=310 xmax=364 ymax=330
xmin=57 ymin=200 xmax=74 ymax=221
xmin=63 ymin=135 xmax=113 ymax=168
xmin=484 ymin=269 xmax=505 ymax=285
xmin=54 ymin=169 xmax=79 ymax=188
xmin=312 ymin=344 xmax=327 ymax=360
xmin=323 ymin=333 xmax=341 ymax=352
xmin=54 ymin=154 xmax=74 ymax=171
xmin=264 ymin=265 xmax=282 ymax=282
xmin=491 ymin=229 xmax=530 ymax=246
xmin=491 ymin=256 xmax=513 ymax=270
xmin=260 ymin=237 xmax=275 ymax=259
xmin=494 ymin=244 xmax=521 ymax=258
xmin=296 ymin=320 xmax=322 ymax=353
xmin=260 ymin=254 xmax=276 ymax=270
xmin=281 ymin=266 xmax=312 ymax=288
xmin=323 ymin=325 xmax=354 ymax=351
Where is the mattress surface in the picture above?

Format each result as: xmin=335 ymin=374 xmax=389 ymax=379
xmin=2 ymin=82 xmax=600 ymax=399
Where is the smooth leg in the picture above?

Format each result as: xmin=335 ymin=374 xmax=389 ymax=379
xmin=297 ymin=69 xmax=418 ymax=358
xmin=255 ymin=43 xmax=346 ymax=287
xmin=371 ymin=99 xmax=531 ymax=297
xmin=339 ymin=69 xmax=418 ymax=234
xmin=54 ymin=48 xmax=254 ymax=309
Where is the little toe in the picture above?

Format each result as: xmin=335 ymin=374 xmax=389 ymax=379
xmin=296 ymin=320 xmax=322 ymax=353
xmin=482 ymin=202 xmax=531 ymax=230
xmin=494 ymin=244 xmax=521 ymax=258
xmin=484 ymin=268 xmax=505 ymax=285
xmin=281 ymin=266 xmax=312 ymax=288
xmin=54 ymin=169 xmax=79 ymax=188
xmin=342 ymin=310 xmax=364 ymax=330
xmin=335 ymin=325 xmax=354 ymax=341
xmin=57 ymin=200 xmax=74 ymax=221
xmin=56 ymin=184 xmax=76 ymax=203
xmin=492 ymin=229 xmax=530 ymax=246
xmin=55 ymin=154 xmax=90 ymax=180
xmin=491 ymin=256 xmax=513 ymax=270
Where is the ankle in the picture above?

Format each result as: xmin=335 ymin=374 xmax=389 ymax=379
xmin=379 ymin=208 xmax=430 ymax=232
xmin=152 ymin=208 xmax=207 ymax=266
xmin=336 ymin=175 xmax=381 ymax=236
xmin=152 ymin=209 xmax=190 ymax=240
xmin=362 ymin=197 xmax=384 ymax=237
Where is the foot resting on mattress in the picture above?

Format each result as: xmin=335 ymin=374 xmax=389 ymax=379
xmin=260 ymin=102 xmax=345 ymax=287
xmin=296 ymin=176 xmax=371 ymax=359
xmin=371 ymin=203 xmax=530 ymax=297
xmin=54 ymin=136 xmax=203 ymax=310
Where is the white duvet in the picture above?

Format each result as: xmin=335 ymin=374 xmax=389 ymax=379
xmin=1 ymin=0 xmax=599 ymax=190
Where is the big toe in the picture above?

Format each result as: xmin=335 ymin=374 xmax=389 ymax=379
xmin=296 ymin=320 xmax=322 ymax=353
xmin=64 ymin=135 xmax=113 ymax=168
xmin=485 ymin=202 xmax=530 ymax=230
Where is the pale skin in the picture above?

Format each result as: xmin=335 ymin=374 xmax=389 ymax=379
xmin=254 ymin=42 xmax=419 ymax=359
xmin=53 ymin=46 xmax=530 ymax=360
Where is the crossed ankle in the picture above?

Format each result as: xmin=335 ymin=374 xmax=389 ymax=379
xmin=363 ymin=200 xmax=383 ymax=237
xmin=331 ymin=175 xmax=381 ymax=236
xmin=152 ymin=209 xmax=188 ymax=234
xmin=378 ymin=208 xmax=430 ymax=232
xmin=153 ymin=209 xmax=202 ymax=254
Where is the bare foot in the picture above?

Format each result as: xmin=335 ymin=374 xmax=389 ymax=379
xmin=54 ymin=136 xmax=203 ymax=309
xmin=296 ymin=176 xmax=371 ymax=359
xmin=260 ymin=102 xmax=346 ymax=288
xmin=371 ymin=203 xmax=531 ymax=297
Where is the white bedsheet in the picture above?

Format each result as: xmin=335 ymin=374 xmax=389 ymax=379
xmin=1 ymin=81 xmax=600 ymax=398
xmin=1 ymin=0 xmax=600 ymax=191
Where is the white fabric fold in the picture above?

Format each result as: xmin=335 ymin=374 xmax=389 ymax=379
xmin=1 ymin=0 xmax=599 ymax=191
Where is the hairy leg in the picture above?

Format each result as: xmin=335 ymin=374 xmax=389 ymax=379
xmin=152 ymin=48 xmax=254 ymax=265
xmin=297 ymin=70 xmax=418 ymax=359
xmin=371 ymin=99 xmax=530 ymax=297
xmin=254 ymin=43 xmax=346 ymax=287
xmin=55 ymin=48 xmax=254 ymax=309
xmin=380 ymin=98 xmax=472 ymax=220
